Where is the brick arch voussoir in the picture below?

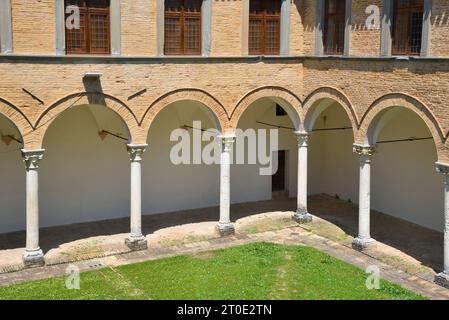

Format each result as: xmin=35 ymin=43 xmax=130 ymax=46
xmin=359 ymin=93 xmax=446 ymax=161
xmin=31 ymin=92 xmax=138 ymax=149
xmin=0 ymin=98 xmax=34 ymax=148
xmin=302 ymin=87 xmax=359 ymax=136
xmin=140 ymin=89 xmax=229 ymax=138
xmin=230 ymin=86 xmax=302 ymax=130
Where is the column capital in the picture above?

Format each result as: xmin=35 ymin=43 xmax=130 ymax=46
xmin=218 ymin=135 xmax=236 ymax=152
xmin=21 ymin=149 xmax=45 ymax=170
xmin=353 ymin=144 xmax=376 ymax=157
xmin=436 ymin=162 xmax=449 ymax=176
xmin=127 ymin=144 xmax=147 ymax=162
xmin=294 ymin=131 xmax=311 ymax=148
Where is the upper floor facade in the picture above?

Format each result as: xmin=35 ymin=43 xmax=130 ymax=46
xmin=0 ymin=0 xmax=447 ymax=58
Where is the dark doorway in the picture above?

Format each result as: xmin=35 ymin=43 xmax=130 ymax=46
xmin=272 ymin=150 xmax=286 ymax=192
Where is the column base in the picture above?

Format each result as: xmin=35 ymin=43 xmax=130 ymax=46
xmin=292 ymin=211 xmax=313 ymax=224
xmin=352 ymin=237 xmax=376 ymax=251
xmin=125 ymin=236 xmax=148 ymax=251
xmin=23 ymin=249 xmax=45 ymax=268
xmin=435 ymin=272 xmax=449 ymax=289
xmin=216 ymin=223 xmax=235 ymax=237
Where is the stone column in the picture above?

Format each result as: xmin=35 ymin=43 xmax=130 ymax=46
xmin=435 ymin=162 xmax=449 ymax=288
xmin=217 ymin=135 xmax=235 ymax=237
xmin=22 ymin=149 xmax=45 ymax=268
xmin=352 ymin=144 xmax=376 ymax=250
xmin=125 ymin=144 xmax=148 ymax=251
xmin=293 ymin=132 xmax=312 ymax=223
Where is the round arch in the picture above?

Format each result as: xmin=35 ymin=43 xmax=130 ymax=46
xmin=33 ymin=92 xmax=138 ymax=149
xmin=140 ymin=89 xmax=228 ymax=138
xmin=230 ymin=86 xmax=302 ymax=130
xmin=302 ymin=87 xmax=358 ymax=135
xmin=0 ymin=98 xmax=32 ymax=148
xmin=360 ymin=93 xmax=445 ymax=159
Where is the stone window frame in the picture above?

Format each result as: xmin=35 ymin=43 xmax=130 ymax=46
xmin=380 ymin=0 xmax=432 ymax=57
xmin=157 ymin=0 xmax=212 ymax=57
xmin=55 ymin=0 xmax=121 ymax=56
xmin=0 ymin=0 xmax=13 ymax=54
xmin=242 ymin=0 xmax=291 ymax=56
xmin=315 ymin=0 xmax=351 ymax=56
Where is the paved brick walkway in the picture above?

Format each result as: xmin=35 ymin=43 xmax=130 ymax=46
xmin=0 ymin=225 xmax=448 ymax=299
xmin=0 ymin=195 xmax=447 ymax=299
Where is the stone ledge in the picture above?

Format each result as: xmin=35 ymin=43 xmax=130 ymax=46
xmin=1 ymin=54 xmax=449 ymax=65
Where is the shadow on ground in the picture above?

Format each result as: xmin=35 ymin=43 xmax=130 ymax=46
xmin=0 ymin=194 xmax=443 ymax=272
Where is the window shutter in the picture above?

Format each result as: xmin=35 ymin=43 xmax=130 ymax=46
xmin=65 ymin=0 xmax=110 ymax=54
xmin=249 ymin=0 xmax=281 ymax=55
xmin=164 ymin=0 xmax=202 ymax=55
xmin=392 ymin=0 xmax=424 ymax=55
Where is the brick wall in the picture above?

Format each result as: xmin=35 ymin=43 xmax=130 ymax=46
xmin=121 ymin=0 xmax=157 ymax=56
xmin=300 ymin=0 xmax=316 ymax=55
xmin=211 ymin=0 xmax=243 ymax=56
xmin=430 ymin=0 xmax=449 ymax=57
xmin=2 ymin=1 xmax=449 ymax=160
xmin=7 ymin=0 xmax=449 ymax=58
xmin=349 ymin=0 xmax=383 ymax=57
xmin=290 ymin=0 xmax=303 ymax=55
xmin=11 ymin=0 xmax=55 ymax=55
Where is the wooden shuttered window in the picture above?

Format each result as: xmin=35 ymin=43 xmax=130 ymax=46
xmin=392 ymin=0 xmax=424 ymax=56
xmin=323 ymin=0 xmax=346 ymax=55
xmin=164 ymin=0 xmax=202 ymax=55
xmin=249 ymin=0 xmax=281 ymax=56
xmin=65 ymin=0 xmax=110 ymax=55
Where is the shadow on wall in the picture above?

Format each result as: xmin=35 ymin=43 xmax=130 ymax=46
xmin=40 ymin=105 xmax=130 ymax=229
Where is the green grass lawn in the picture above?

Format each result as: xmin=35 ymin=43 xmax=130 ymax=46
xmin=0 ymin=243 xmax=425 ymax=300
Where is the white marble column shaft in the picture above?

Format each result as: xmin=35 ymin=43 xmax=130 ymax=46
xmin=293 ymin=132 xmax=312 ymax=223
xmin=126 ymin=144 xmax=148 ymax=250
xmin=352 ymin=144 xmax=376 ymax=250
xmin=22 ymin=149 xmax=45 ymax=267
xmin=217 ymin=135 xmax=235 ymax=236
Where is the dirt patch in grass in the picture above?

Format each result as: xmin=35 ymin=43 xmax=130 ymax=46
xmin=376 ymin=254 xmax=429 ymax=275
xmin=59 ymin=241 xmax=105 ymax=260
xmin=301 ymin=219 xmax=352 ymax=244
xmin=157 ymin=234 xmax=211 ymax=248
xmin=191 ymin=251 xmax=216 ymax=260
xmin=236 ymin=212 xmax=297 ymax=235
xmin=148 ymin=222 xmax=218 ymax=248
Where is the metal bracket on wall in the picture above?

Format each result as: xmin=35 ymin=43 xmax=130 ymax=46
xmin=22 ymin=88 xmax=44 ymax=105
xmin=128 ymin=89 xmax=147 ymax=101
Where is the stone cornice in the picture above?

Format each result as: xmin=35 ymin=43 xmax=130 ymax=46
xmin=1 ymin=54 xmax=449 ymax=65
